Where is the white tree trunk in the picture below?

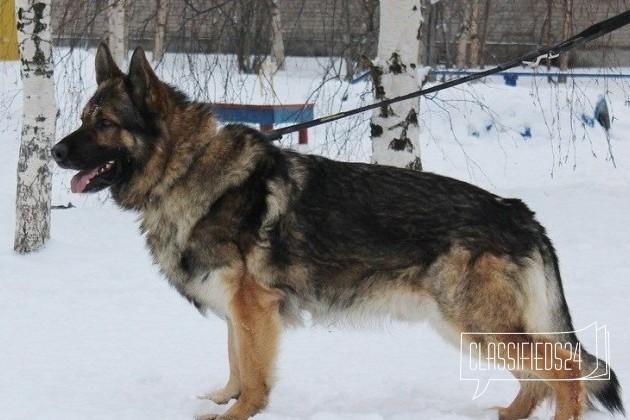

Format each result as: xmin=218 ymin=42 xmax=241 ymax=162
xmin=341 ymin=0 xmax=354 ymax=80
xmin=153 ymin=0 xmax=168 ymax=63
xmin=455 ymin=2 xmax=471 ymax=69
xmin=469 ymin=0 xmax=480 ymax=67
xmin=370 ymin=0 xmax=422 ymax=170
xmin=269 ymin=0 xmax=285 ymax=70
xmin=107 ymin=0 xmax=127 ymax=66
xmin=14 ymin=0 xmax=57 ymax=253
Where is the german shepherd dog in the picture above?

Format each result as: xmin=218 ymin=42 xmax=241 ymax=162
xmin=52 ymin=43 xmax=623 ymax=420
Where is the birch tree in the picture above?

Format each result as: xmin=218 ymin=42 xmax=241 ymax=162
xmin=107 ymin=0 xmax=127 ymax=66
xmin=269 ymin=0 xmax=284 ymax=70
xmin=370 ymin=0 xmax=422 ymax=170
xmin=468 ymin=0 xmax=480 ymax=67
xmin=455 ymin=2 xmax=471 ymax=68
xmin=153 ymin=0 xmax=169 ymax=63
xmin=341 ymin=0 xmax=354 ymax=80
xmin=14 ymin=0 xmax=57 ymax=253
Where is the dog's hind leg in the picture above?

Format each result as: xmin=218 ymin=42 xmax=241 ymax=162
xmin=428 ymin=249 xmax=584 ymax=419
xmin=497 ymin=372 xmax=550 ymax=420
xmin=198 ymin=273 xmax=283 ymax=420
xmin=199 ymin=321 xmax=241 ymax=404
xmin=494 ymin=334 xmax=584 ymax=420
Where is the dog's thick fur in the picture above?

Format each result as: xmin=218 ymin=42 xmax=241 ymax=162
xmin=52 ymin=44 xmax=623 ymax=420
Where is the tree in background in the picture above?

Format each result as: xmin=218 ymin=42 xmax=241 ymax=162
xmin=339 ymin=0 xmax=379 ymax=80
xmin=468 ymin=0 xmax=480 ymax=67
xmin=14 ymin=0 xmax=57 ymax=253
xmin=230 ymin=0 xmax=271 ymax=74
xmin=340 ymin=0 xmax=354 ymax=80
xmin=369 ymin=0 xmax=422 ymax=171
xmin=558 ymin=0 xmax=573 ymax=82
xmin=153 ymin=0 xmax=169 ymax=63
xmin=477 ymin=0 xmax=491 ymax=68
xmin=107 ymin=0 xmax=127 ymax=66
xmin=455 ymin=1 xmax=470 ymax=68
xmin=269 ymin=0 xmax=284 ymax=70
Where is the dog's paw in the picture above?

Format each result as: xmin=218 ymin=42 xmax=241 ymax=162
xmin=492 ymin=405 xmax=519 ymax=420
xmin=195 ymin=413 xmax=241 ymax=420
xmin=198 ymin=388 xmax=240 ymax=405
xmin=194 ymin=413 xmax=220 ymax=420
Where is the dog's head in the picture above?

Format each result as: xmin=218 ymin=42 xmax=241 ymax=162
xmin=52 ymin=43 xmax=170 ymax=195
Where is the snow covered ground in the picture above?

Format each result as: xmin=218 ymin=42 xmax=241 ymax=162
xmin=1 ymin=49 xmax=630 ymax=419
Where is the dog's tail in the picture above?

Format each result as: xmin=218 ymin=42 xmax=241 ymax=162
xmin=581 ymin=351 xmax=624 ymax=415
xmin=531 ymin=235 xmax=624 ymax=416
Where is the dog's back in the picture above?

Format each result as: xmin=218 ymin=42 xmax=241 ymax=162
xmin=233 ymin=128 xmax=623 ymax=418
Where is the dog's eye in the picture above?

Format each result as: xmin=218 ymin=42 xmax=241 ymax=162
xmin=99 ymin=119 xmax=114 ymax=128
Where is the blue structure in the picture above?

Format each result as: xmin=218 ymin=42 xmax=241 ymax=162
xmin=350 ymin=69 xmax=630 ymax=87
xmin=212 ymin=103 xmax=315 ymax=144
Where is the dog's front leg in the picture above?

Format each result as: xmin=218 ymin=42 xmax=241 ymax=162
xmin=198 ymin=275 xmax=282 ymax=420
xmin=199 ymin=321 xmax=241 ymax=404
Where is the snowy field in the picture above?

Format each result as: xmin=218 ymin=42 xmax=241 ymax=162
xmin=1 ymin=49 xmax=630 ymax=419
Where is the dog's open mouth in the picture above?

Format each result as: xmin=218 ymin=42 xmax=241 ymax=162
xmin=70 ymin=161 xmax=115 ymax=193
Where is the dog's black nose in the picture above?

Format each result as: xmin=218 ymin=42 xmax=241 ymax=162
xmin=51 ymin=143 xmax=68 ymax=163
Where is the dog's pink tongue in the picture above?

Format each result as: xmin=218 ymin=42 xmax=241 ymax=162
xmin=70 ymin=167 xmax=99 ymax=193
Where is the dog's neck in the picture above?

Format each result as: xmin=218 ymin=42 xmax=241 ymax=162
xmin=112 ymin=101 xmax=217 ymax=210
xmin=112 ymin=105 xmax=267 ymax=216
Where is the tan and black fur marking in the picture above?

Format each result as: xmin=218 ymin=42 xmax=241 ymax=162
xmin=52 ymin=43 xmax=623 ymax=420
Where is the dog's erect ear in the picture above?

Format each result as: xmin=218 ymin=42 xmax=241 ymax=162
xmin=127 ymin=46 xmax=162 ymax=111
xmin=95 ymin=42 xmax=123 ymax=85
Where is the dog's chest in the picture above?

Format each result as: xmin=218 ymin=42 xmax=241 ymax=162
xmin=141 ymin=204 xmax=189 ymax=280
xmin=140 ymin=201 xmax=232 ymax=317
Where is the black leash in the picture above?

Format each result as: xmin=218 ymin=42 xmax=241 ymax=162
xmin=264 ymin=9 xmax=630 ymax=141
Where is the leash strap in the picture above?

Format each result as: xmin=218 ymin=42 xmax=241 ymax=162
xmin=264 ymin=9 xmax=630 ymax=141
